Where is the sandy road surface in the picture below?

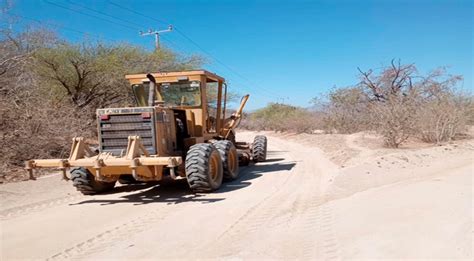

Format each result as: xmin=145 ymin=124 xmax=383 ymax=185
xmin=1 ymin=132 xmax=472 ymax=260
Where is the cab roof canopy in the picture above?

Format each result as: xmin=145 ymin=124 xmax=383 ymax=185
xmin=125 ymin=70 xmax=225 ymax=83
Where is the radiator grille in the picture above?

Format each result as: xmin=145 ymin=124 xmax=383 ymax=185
xmin=99 ymin=113 xmax=156 ymax=155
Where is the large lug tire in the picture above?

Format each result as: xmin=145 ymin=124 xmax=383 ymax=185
xmin=70 ymin=167 xmax=116 ymax=195
xmin=252 ymin=135 xmax=267 ymax=162
xmin=214 ymin=140 xmax=240 ymax=180
xmin=185 ymin=143 xmax=223 ymax=192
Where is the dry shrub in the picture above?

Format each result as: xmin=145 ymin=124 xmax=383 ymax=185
xmin=0 ymin=75 xmax=93 ymax=177
xmin=369 ymin=95 xmax=418 ymax=147
xmin=232 ymin=61 xmax=470 ymax=149
xmin=356 ymin=61 xmax=471 ymax=147
xmin=313 ymin=61 xmax=471 ymax=147
xmin=316 ymin=87 xmax=370 ymax=134
xmin=355 ymin=61 xmax=419 ymax=147
xmin=240 ymin=103 xmax=319 ymax=133
xmin=416 ymin=92 xmax=472 ymax=143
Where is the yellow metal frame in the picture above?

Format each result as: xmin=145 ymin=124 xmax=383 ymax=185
xmin=25 ymin=136 xmax=182 ymax=181
xmin=126 ymin=70 xmax=227 ymax=139
xmin=25 ymin=70 xmax=249 ymax=182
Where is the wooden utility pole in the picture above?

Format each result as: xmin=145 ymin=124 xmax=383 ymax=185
xmin=140 ymin=25 xmax=173 ymax=50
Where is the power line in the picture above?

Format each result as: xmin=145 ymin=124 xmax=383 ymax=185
xmin=160 ymin=34 xmax=189 ymax=54
xmin=44 ymin=0 xmax=180 ymax=51
xmin=44 ymin=0 xmax=281 ymax=100
xmin=106 ymin=1 xmax=266 ymax=96
xmin=9 ymin=13 xmax=116 ymax=42
xmin=11 ymin=14 xmax=204 ymax=78
xmin=43 ymin=0 xmax=138 ymax=31
xmin=107 ymin=1 xmax=169 ymax=25
xmin=176 ymin=27 xmax=283 ymax=99
xmin=65 ymin=0 xmax=144 ymax=29
xmin=107 ymin=0 xmax=283 ymax=99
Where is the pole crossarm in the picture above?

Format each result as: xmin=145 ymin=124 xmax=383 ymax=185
xmin=139 ymin=25 xmax=173 ymax=50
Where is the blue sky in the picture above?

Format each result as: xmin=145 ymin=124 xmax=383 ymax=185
xmin=6 ymin=0 xmax=473 ymax=110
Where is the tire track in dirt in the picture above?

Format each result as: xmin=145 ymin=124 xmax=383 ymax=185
xmin=197 ymin=143 xmax=297 ymax=258
xmin=237 ymin=137 xmax=329 ymax=259
xmin=198 ymin=136 xmax=342 ymax=259
xmin=288 ymin=140 xmax=341 ymax=261
xmin=306 ymin=202 xmax=341 ymax=261
xmin=2 ymin=132 xmax=343 ymax=259
xmin=47 ymin=205 xmax=173 ymax=260
xmin=45 ymin=145 xmax=291 ymax=260
xmin=0 ymin=194 xmax=84 ymax=220
xmin=319 ymin=203 xmax=342 ymax=260
xmin=282 ymin=168 xmax=341 ymax=259
xmin=297 ymin=200 xmax=342 ymax=260
xmin=257 ymin=135 xmax=341 ymax=260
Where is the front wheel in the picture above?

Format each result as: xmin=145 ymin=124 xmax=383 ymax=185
xmin=252 ymin=135 xmax=267 ymax=162
xmin=70 ymin=167 xmax=116 ymax=195
xmin=185 ymin=143 xmax=223 ymax=192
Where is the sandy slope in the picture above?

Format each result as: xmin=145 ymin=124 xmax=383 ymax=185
xmin=0 ymin=131 xmax=472 ymax=260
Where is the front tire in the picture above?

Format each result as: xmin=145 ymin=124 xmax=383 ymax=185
xmin=70 ymin=167 xmax=115 ymax=195
xmin=214 ymin=140 xmax=239 ymax=180
xmin=252 ymin=135 xmax=267 ymax=162
xmin=185 ymin=143 xmax=223 ymax=192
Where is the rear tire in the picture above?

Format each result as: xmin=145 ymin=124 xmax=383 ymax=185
xmin=70 ymin=167 xmax=115 ymax=195
xmin=185 ymin=143 xmax=223 ymax=192
xmin=215 ymin=140 xmax=239 ymax=180
xmin=252 ymin=135 xmax=267 ymax=162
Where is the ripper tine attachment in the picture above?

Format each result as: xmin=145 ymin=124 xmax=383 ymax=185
xmin=126 ymin=136 xmax=150 ymax=159
xmin=25 ymin=160 xmax=36 ymax=180
xmin=70 ymin=137 xmax=93 ymax=161
xmin=25 ymin=135 xmax=182 ymax=182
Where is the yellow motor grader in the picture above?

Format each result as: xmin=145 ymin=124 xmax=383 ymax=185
xmin=25 ymin=70 xmax=267 ymax=194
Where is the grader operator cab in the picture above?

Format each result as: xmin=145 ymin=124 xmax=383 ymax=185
xmin=25 ymin=70 xmax=267 ymax=194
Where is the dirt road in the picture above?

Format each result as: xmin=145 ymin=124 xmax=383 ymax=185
xmin=1 ymin=132 xmax=472 ymax=260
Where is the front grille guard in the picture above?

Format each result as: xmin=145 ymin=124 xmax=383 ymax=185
xmin=99 ymin=113 xmax=157 ymax=156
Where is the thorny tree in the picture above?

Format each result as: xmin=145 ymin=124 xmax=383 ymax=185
xmin=357 ymin=60 xmax=419 ymax=147
xmin=357 ymin=59 xmax=467 ymax=147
